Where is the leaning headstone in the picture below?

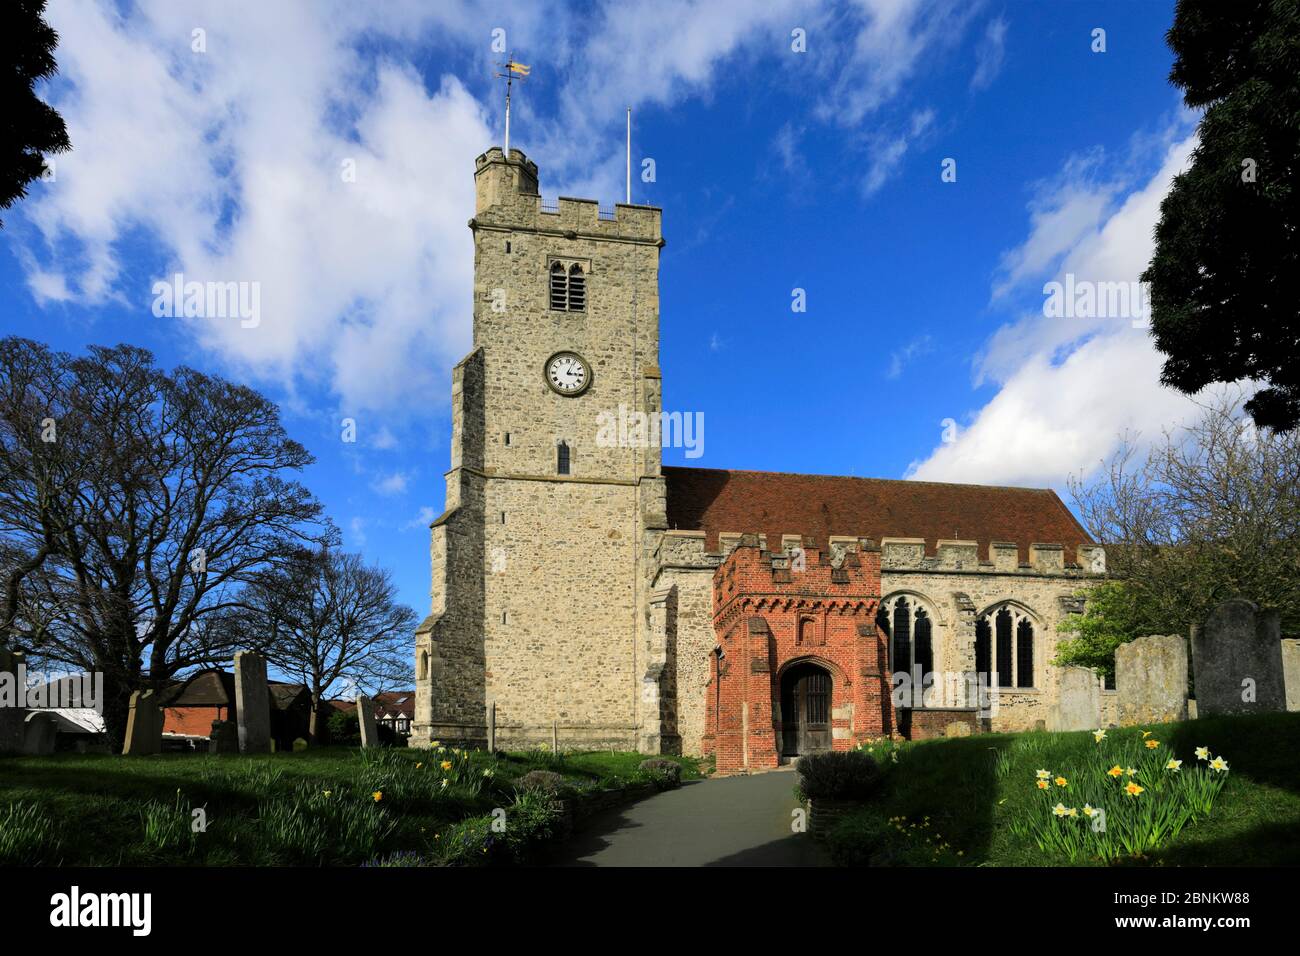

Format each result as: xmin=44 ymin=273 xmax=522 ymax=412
xmin=209 ymin=720 xmax=238 ymax=754
xmin=356 ymin=695 xmax=378 ymax=748
xmin=1191 ymin=599 xmax=1286 ymax=716
xmin=1281 ymin=639 xmax=1300 ymax=712
xmin=1116 ymin=634 xmax=1188 ymax=725
xmin=1047 ymin=666 xmax=1100 ymax=731
xmin=22 ymin=712 xmax=58 ymax=755
xmin=233 ymin=650 xmax=271 ymax=754
xmin=123 ymin=690 xmax=162 ymax=755
xmin=0 ymin=648 xmax=28 ymax=754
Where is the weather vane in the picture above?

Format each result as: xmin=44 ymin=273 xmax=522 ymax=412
xmin=494 ymin=53 xmax=530 ymax=157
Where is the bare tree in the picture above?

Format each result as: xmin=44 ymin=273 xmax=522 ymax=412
xmin=1069 ymin=387 xmax=1300 ymax=638
xmin=0 ymin=337 xmax=330 ymax=747
xmin=242 ymin=547 xmax=416 ymax=742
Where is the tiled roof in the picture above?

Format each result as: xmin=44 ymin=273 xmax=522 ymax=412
xmin=662 ymin=466 xmax=1093 ymax=564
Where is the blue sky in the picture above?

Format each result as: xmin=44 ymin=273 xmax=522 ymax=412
xmin=2 ymin=0 xmax=1204 ymax=622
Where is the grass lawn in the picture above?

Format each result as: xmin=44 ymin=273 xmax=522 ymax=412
xmin=0 ymin=746 xmax=700 ymax=866
xmin=824 ymin=711 xmax=1300 ymax=867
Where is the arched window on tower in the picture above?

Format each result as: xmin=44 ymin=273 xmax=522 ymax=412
xmin=549 ymin=262 xmax=567 ymax=310
xmin=557 ymin=440 xmax=570 ymax=475
xmin=567 ymin=263 xmax=586 ymax=310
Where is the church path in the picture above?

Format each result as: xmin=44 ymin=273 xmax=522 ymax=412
xmin=550 ymin=768 xmax=831 ymax=867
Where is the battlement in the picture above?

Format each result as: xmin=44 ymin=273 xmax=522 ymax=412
xmin=655 ymin=529 xmax=1105 ymax=578
xmin=711 ymin=534 xmax=881 ymax=625
xmin=472 ymin=146 xmax=662 ymax=244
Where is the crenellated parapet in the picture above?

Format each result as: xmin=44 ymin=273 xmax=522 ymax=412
xmin=472 ymin=147 xmax=662 ymax=245
xmin=880 ymin=537 xmax=1106 ymax=577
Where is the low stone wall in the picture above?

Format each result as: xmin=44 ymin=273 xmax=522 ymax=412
xmin=904 ymin=707 xmax=981 ymax=740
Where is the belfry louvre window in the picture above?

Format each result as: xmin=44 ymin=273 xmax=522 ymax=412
xmin=549 ymin=261 xmax=587 ymax=311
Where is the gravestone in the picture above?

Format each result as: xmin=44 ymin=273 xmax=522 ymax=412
xmin=209 ymin=720 xmax=238 ymax=754
xmin=22 ymin=712 xmax=58 ymax=754
xmin=1116 ymin=634 xmax=1188 ymax=725
xmin=943 ymin=721 xmax=972 ymax=738
xmin=233 ymin=651 xmax=271 ymax=753
xmin=123 ymin=689 xmax=162 ymax=755
xmin=1047 ymin=666 xmax=1099 ymax=731
xmin=1282 ymin=639 xmax=1300 ymax=712
xmin=0 ymin=648 xmax=26 ymax=754
xmin=1191 ymin=599 xmax=1286 ymax=716
xmin=356 ymin=695 xmax=378 ymax=748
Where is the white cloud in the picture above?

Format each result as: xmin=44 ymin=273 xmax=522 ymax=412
xmin=887 ymin=334 xmax=934 ymax=380
xmin=863 ymin=108 xmax=935 ymax=196
xmin=373 ymin=471 xmax=411 ymax=496
xmin=907 ymin=127 xmax=1215 ymax=486
xmin=970 ymin=15 xmax=1007 ymax=91
xmin=403 ymin=506 xmax=437 ymax=530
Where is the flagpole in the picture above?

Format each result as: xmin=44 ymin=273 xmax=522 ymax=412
xmin=625 ymin=107 xmax=631 ymax=204
xmin=504 ymin=61 xmax=513 ymax=158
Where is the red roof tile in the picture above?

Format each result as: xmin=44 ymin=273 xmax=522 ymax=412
xmin=662 ymin=466 xmax=1093 ymax=564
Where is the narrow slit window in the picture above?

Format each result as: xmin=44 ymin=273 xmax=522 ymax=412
xmin=557 ymin=440 xmax=570 ymax=475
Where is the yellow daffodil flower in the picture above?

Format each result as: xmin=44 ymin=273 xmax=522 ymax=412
xmin=1054 ymin=776 xmax=1068 ymax=787
xmin=1037 ymin=780 xmax=1049 ymax=790
xmin=441 ymin=760 xmax=453 ymax=770
xmin=1166 ymin=759 xmax=1182 ymax=771
xmin=1082 ymin=804 xmax=1096 ymax=817
xmin=1036 ymin=769 xmax=1051 ymax=779
xmin=1195 ymin=747 xmax=1209 ymax=760
xmin=1124 ymin=782 xmax=1144 ymax=797
xmin=1145 ymin=739 xmax=1160 ymax=749
xmin=1124 ymin=767 xmax=1138 ymax=776
xmin=1107 ymin=765 xmax=1124 ymax=778
xmin=1210 ymin=756 xmax=1229 ymax=772
xmin=1052 ymin=803 xmax=1070 ymax=817
xmin=1093 ymin=729 xmax=1107 ymax=742
xmin=372 ymin=791 xmax=383 ymax=802
xmin=1141 ymin=730 xmax=1152 ymax=738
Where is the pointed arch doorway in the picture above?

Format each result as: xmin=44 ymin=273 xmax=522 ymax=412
xmin=780 ymin=661 xmax=832 ymax=757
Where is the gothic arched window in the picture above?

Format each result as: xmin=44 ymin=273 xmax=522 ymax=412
xmin=549 ymin=261 xmax=587 ymax=312
xmin=878 ymin=595 xmax=938 ymax=682
xmin=567 ymin=263 xmax=586 ymax=310
xmin=977 ymin=604 xmax=1037 ymax=689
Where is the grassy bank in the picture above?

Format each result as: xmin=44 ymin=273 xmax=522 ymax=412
xmin=0 ymin=746 xmax=700 ymax=866
xmin=822 ymin=711 xmax=1300 ymax=866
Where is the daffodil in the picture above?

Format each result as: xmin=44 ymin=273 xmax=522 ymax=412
xmin=431 ymin=740 xmax=441 ymax=748
xmin=1054 ymin=776 xmax=1068 ymax=787
xmin=1124 ymin=767 xmax=1138 ymax=776
xmin=1141 ymin=730 xmax=1152 ymax=738
xmin=1124 ymin=781 xmax=1144 ymax=797
xmin=1082 ymin=804 xmax=1097 ymax=817
xmin=1195 ymin=747 xmax=1210 ymax=760
xmin=1210 ymin=756 xmax=1229 ymax=772
xmin=322 ymin=789 xmax=332 ymax=797
xmin=1037 ymin=780 xmax=1050 ymax=790
xmin=1052 ymin=803 xmax=1071 ymax=817
xmin=441 ymin=760 xmax=453 ymax=770
xmin=1036 ymin=769 xmax=1051 ymax=780
xmin=372 ymin=791 xmax=383 ymax=802
xmin=415 ymin=762 xmax=424 ymax=770
xmin=1107 ymin=765 xmax=1124 ymax=778
xmin=440 ymin=778 xmax=449 ymax=789
xmin=1093 ymin=729 xmax=1107 ymax=742
xmin=1145 ymin=739 xmax=1160 ymax=749
xmin=1165 ymin=759 xmax=1182 ymax=772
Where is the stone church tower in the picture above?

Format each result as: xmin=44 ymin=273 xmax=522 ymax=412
xmin=411 ymin=147 xmax=672 ymax=752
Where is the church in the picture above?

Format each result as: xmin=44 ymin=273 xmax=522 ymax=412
xmin=411 ymin=147 xmax=1111 ymax=772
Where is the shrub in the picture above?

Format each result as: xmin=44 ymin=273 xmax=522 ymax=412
xmin=796 ymin=751 xmax=883 ymax=802
xmin=0 ymin=801 xmax=62 ymax=865
xmin=515 ymin=769 xmax=567 ymax=793
xmin=637 ymin=758 xmax=683 ymax=790
xmin=824 ymin=810 xmax=894 ymax=866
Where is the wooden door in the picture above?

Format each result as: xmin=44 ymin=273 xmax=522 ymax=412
xmin=799 ymin=670 xmax=832 ymax=754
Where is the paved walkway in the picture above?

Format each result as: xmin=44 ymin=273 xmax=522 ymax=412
xmin=552 ymin=769 xmax=830 ymax=867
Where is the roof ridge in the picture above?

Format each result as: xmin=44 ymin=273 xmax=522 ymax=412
xmin=661 ymin=464 xmax=1057 ymax=495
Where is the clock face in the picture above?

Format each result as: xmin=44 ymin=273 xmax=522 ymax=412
xmin=544 ymin=351 xmax=591 ymax=396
